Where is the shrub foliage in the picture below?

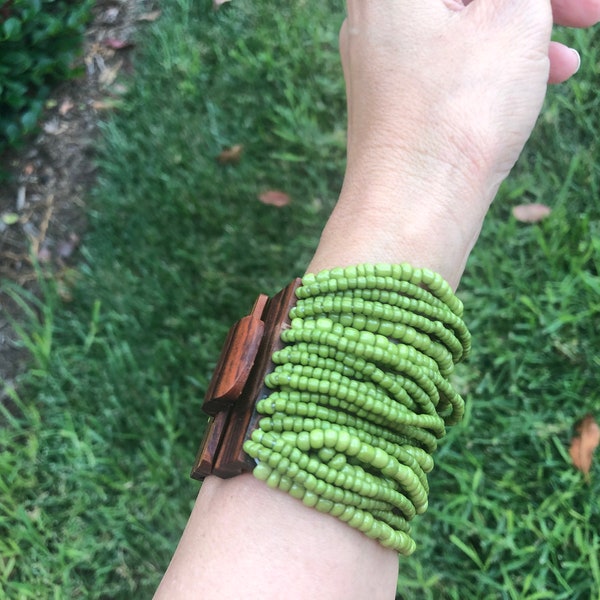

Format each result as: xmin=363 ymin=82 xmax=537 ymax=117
xmin=0 ymin=0 xmax=93 ymax=153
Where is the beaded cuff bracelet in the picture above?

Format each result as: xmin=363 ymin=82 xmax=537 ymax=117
xmin=192 ymin=264 xmax=471 ymax=555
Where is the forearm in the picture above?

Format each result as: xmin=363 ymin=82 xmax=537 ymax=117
xmin=154 ymin=475 xmax=398 ymax=599
xmin=307 ymin=167 xmax=489 ymax=289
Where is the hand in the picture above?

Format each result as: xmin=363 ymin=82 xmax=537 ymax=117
xmin=308 ymin=0 xmax=599 ymax=287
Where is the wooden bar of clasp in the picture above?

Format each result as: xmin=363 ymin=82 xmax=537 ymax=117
xmin=191 ymin=278 xmax=302 ymax=480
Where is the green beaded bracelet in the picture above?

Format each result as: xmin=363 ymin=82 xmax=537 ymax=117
xmin=193 ymin=263 xmax=470 ymax=556
xmin=242 ymin=263 xmax=470 ymax=555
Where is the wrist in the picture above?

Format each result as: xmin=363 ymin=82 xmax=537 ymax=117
xmin=308 ymin=166 xmax=492 ymax=289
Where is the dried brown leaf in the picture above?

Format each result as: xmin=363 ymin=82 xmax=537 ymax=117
xmin=99 ymin=60 xmax=123 ymax=87
xmin=258 ymin=190 xmax=291 ymax=207
xmin=102 ymin=7 xmax=120 ymax=24
xmin=104 ymin=38 xmax=135 ymax=50
xmin=569 ymin=414 xmax=600 ymax=479
xmin=37 ymin=245 xmax=52 ymax=264
xmin=57 ymin=233 xmax=81 ymax=261
xmin=138 ymin=10 xmax=161 ymax=22
xmin=512 ymin=203 xmax=552 ymax=223
xmin=91 ymin=99 xmax=120 ymax=111
xmin=217 ymin=144 xmax=244 ymax=164
xmin=59 ymin=98 xmax=75 ymax=116
xmin=42 ymin=119 xmax=68 ymax=135
xmin=56 ymin=270 xmax=79 ymax=302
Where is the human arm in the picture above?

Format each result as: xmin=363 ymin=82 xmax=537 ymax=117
xmin=154 ymin=2 xmax=600 ymax=599
xmin=308 ymin=0 xmax=594 ymax=286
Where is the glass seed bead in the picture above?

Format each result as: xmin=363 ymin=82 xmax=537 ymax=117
xmin=315 ymin=498 xmax=334 ymax=514
xmin=329 ymin=503 xmax=346 ymax=518
xmin=346 ymin=437 xmax=362 ymax=457
xmin=324 ymin=468 xmax=338 ymax=485
xmin=318 ymin=447 xmax=336 ymax=462
xmin=323 ymin=428 xmax=338 ymax=448
xmin=309 ymin=429 xmax=324 ymax=449
xmin=348 ymin=510 xmax=365 ymax=529
xmin=371 ymin=447 xmax=389 ymax=470
xmin=253 ymin=463 xmax=272 ymax=481
xmin=302 ymin=473 xmax=318 ymax=492
xmin=357 ymin=445 xmax=375 ymax=464
xmin=266 ymin=470 xmax=281 ymax=489
xmin=277 ymin=474 xmax=293 ymax=493
xmin=329 ymin=453 xmax=346 ymax=471
xmin=288 ymin=483 xmax=305 ymax=500
xmin=265 ymin=450 xmax=283 ymax=469
xmin=296 ymin=432 xmax=310 ymax=452
xmin=257 ymin=446 xmax=272 ymax=463
xmin=286 ymin=461 xmax=300 ymax=478
xmin=302 ymin=491 xmax=319 ymax=508
xmin=313 ymin=479 xmax=327 ymax=496
xmin=280 ymin=431 xmax=299 ymax=447
xmin=340 ymin=506 xmax=356 ymax=524
xmin=333 ymin=430 xmax=350 ymax=453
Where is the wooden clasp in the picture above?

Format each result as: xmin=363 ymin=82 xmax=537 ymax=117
xmin=191 ymin=278 xmax=302 ymax=480
xmin=202 ymin=294 xmax=268 ymax=417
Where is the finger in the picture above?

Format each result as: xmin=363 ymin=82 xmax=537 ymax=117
xmin=551 ymin=0 xmax=600 ymax=27
xmin=548 ymin=41 xmax=581 ymax=83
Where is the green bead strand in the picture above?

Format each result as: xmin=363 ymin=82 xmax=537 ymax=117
xmin=274 ymin=343 xmax=428 ymax=416
xmin=299 ymin=263 xmax=462 ymax=317
xmin=266 ymin=364 xmax=447 ymax=437
xmin=299 ymin=285 xmax=470 ymax=358
xmin=276 ymin=328 xmax=445 ymax=413
xmin=256 ymin=395 xmax=435 ymax=464
xmin=246 ymin=438 xmax=399 ymax=515
xmin=291 ymin=293 xmax=465 ymax=364
xmin=257 ymin=392 xmax=440 ymax=453
xmin=330 ymin=311 xmax=456 ymax=377
xmin=279 ymin=324 xmax=443 ymax=394
xmin=273 ymin=338 xmax=462 ymax=423
xmin=259 ymin=413 xmax=431 ymax=490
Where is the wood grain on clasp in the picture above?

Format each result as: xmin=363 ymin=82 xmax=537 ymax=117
xmin=202 ymin=294 xmax=268 ymax=416
xmin=191 ymin=278 xmax=302 ymax=480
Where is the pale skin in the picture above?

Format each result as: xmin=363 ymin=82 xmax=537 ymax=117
xmin=154 ymin=1 xmax=600 ymax=599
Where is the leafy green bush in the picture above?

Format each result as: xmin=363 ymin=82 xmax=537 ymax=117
xmin=0 ymin=0 xmax=93 ymax=153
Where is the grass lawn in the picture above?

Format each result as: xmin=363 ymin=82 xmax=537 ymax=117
xmin=1 ymin=2 xmax=599 ymax=598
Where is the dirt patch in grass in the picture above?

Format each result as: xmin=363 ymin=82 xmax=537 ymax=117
xmin=0 ymin=0 xmax=153 ymax=390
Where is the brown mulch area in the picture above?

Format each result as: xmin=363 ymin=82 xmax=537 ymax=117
xmin=0 ymin=0 xmax=154 ymax=391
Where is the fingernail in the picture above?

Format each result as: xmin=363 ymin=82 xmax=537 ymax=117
xmin=571 ymin=48 xmax=581 ymax=73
